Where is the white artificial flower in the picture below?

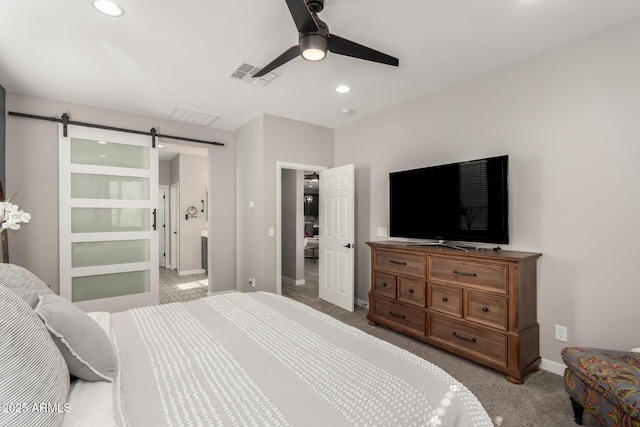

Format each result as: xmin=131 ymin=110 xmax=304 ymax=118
xmin=0 ymin=191 xmax=31 ymax=232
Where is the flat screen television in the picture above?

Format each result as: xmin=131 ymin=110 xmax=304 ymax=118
xmin=389 ymin=155 xmax=509 ymax=244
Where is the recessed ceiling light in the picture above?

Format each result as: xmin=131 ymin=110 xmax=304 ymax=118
xmin=158 ymin=144 xmax=164 ymax=148
xmin=91 ymin=0 xmax=125 ymax=17
xmin=336 ymin=85 xmax=351 ymax=94
xmin=99 ymin=154 xmax=107 ymax=158
xmin=97 ymin=140 xmax=108 ymax=145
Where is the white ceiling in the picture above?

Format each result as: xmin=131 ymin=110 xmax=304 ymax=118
xmin=2 ymin=1 xmax=640 ymax=132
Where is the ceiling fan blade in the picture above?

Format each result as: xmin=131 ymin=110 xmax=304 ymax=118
xmin=252 ymin=45 xmax=301 ymax=78
xmin=328 ymin=34 xmax=399 ymax=67
xmin=286 ymin=0 xmax=318 ymax=34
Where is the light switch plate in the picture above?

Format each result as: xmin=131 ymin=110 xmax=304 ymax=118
xmin=377 ymin=227 xmax=388 ymax=237
xmin=268 ymin=227 xmax=275 ymax=237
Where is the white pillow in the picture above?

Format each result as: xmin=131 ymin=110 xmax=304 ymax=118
xmin=0 ymin=286 xmax=70 ymax=427
xmin=35 ymin=294 xmax=116 ymax=382
xmin=632 ymin=348 xmax=640 ymax=353
xmin=62 ymin=312 xmax=115 ymax=427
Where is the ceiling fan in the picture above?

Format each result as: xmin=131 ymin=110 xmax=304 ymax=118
xmin=252 ymin=0 xmax=399 ymax=78
xmin=304 ymin=172 xmax=320 ymax=181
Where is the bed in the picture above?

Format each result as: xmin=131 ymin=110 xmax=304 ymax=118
xmin=0 ymin=264 xmax=493 ymax=427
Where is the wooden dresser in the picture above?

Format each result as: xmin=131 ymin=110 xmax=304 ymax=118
xmin=367 ymin=241 xmax=542 ymax=384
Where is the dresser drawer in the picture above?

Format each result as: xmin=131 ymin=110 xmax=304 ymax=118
xmin=375 ymin=250 xmax=426 ymax=278
xmin=427 ymin=314 xmax=507 ymax=367
xmin=428 ymin=283 xmax=462 ymax=317
xmin=397 ymin=277 xmax=426 ymax=307
xmin=373 ymin=271 xmax=397 ymax=299
xmin=371 ymin=297 xmax=425 ymax=336
xmin=464 ymin=290 xmax=508 ymax=331
xmin=428 ymin=256 xmax=508 ymax=294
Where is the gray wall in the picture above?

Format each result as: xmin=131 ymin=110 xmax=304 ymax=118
xmin=235 ymin=114 xmax=334 ymax=293
xmin=281 ymin=169 xmax=304 ymax=283
xmin=335 ymin=18 xmax=640 ymax=368
xmin=262 ymin=114 xmax=334 ymax=293
xmin=235 ymin=115 xmax=265 ymax=292
xmin=5 ymin=93 xmax=236 ymax=294
xmin=177 ymin=153 xmax=208 ymax=273
xmin=159 ymin=160 xmax=170 ymax=186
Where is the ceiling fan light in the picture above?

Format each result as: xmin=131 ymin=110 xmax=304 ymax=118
xmin=302 ymin=48 xmax=326 ymax=61
xmin=299 ymin=34 xmax=328 ymax=62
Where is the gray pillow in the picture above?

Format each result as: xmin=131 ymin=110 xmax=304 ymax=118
xmin=0 ymin=286 xmax=70 ymax=427
xmin=0 ymin=263 xmax=54 ymax=308
xmin=35 ymin=294 xmax=116 ymax=383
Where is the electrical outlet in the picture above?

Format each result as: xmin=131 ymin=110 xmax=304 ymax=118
xmin=249 ymin=277 xmax=256 ymax=288
xmin=555 ymin=325 xmax=568 ymax=342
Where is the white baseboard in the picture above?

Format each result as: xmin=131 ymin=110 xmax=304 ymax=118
xmin=540 ymin=358 xmax=565 ymax=376
xmin=178 ymin=269 xmax=205 ymax=276
xmin=282 ymin=276 xmax=305 ymax=286
xmin=354 ymin=298 xmax=369 ymax=309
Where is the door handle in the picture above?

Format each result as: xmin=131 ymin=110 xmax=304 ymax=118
xmin=343 ymin=243 xmax=353 ymax=248
xmin=152 ymin=209 xmax=157 ymax=231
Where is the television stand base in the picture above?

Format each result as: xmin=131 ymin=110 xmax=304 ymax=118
xmin=405 ymin=240 xmax=469 ymax=252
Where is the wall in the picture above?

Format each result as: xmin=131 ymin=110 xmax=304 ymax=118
xmin=281 ymin=169 xmax=304 ymax=283
xmin=335 ymin=19 xmax=640 ymax=367
xmin=262 ymin=114 xmax=335 ymax=293
xmin=235 ymin=115 xmax=264 ymax=292
xmin=235 ymin=114 xmax=334 ymax=293
xmin=176 ymin=154 xmax=208 ymax=274
xmin=159 ymin=160 xmax=170 ymax=186
xmin=5 ymin=93 xmax=236 ymax=294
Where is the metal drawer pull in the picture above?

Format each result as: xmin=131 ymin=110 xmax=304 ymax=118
xmin=453 ymin=269 xmax=477 ymax=277
xmin=390 ymin=260 xmax=407 ymax=265
xmin=442 ymin=297 xmax=448 ymax=302
xmin=482 ymin=306 xmax=489 ymax=312
xmin=408 ymin=289 xmax=414 ymax=294
xmin=382 ymin=282 xmax=387 ymax=287
xmin=389 ymin=311 xmax=406 ymax=319
xmin=452 ymin=332 xmax=477 ymax=343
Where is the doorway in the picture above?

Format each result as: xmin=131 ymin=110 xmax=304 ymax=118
xmin=276 ymin=162 xmax=355 ymax=312
xmin=159 ymin=142 xmax=211 ymax=304
xmin=280 ymin=168 xmax=321 ymax=305
xmin=277 ymin=163 xmax=324 ymax=304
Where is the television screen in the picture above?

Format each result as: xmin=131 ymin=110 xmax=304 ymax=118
xmin=389 ymin=155 xmax=509 ymax=244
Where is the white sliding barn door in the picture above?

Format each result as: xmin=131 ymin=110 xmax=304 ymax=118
xmin=59 ymin=124 xmax=159 ymax=312
xmin=319 ymin=164 xmax=355 ymax=312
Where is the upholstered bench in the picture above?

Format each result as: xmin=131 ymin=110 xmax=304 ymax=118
xmin=562 ymin=347 xmax=640 ymax=426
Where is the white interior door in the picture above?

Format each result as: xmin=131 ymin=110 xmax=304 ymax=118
xmin=319 ymin=164 xmax=355 ymax=312
xmin=59 ymin=124 xmax=158 ymax=312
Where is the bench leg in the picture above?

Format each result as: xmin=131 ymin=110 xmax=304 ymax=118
xmin=570 ymin=397 xmax=584 ymax=425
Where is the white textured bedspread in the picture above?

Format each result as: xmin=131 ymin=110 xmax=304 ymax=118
xmin=111 ymin=292 xmax=492 ymax=426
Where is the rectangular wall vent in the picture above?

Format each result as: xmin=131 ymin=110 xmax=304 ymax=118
xmin=168 ymin=107 xmax=221 ymax=127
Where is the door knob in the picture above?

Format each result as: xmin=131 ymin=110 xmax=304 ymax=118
xmin=343 ymin=243 xmax=353 ymax=248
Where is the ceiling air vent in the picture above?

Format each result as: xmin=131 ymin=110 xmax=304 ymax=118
xmin=252 ymin=71 xmax=279 ymax=87
xmin=168 ymin=107 xmax=221 ymax=127
xmin=227 ymin=61 xmax=279 ymax=87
